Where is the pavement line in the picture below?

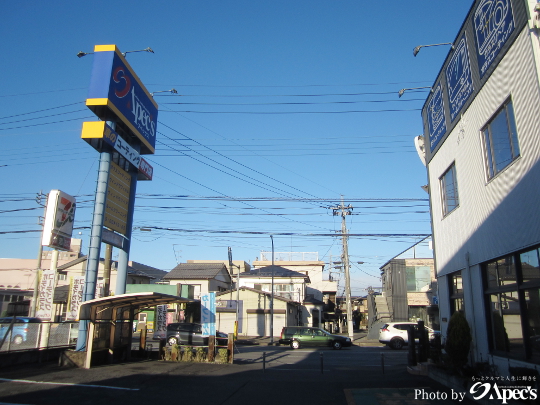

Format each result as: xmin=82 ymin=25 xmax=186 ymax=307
xmin=0 ymin=378 xmax=139 ymax=391
xmin=0 ymin=402 xmax=34 ymax=405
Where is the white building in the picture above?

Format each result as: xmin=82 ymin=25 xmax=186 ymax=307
xmin=420 ymin=0 xmax=540 ymax=371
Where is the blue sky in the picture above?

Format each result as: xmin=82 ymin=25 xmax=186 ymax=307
xmin=0 ymin=1 xmax=473 ymax=295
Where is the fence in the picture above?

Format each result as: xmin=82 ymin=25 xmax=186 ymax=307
xmin=0 ymin=321 xmax=78 ymax=353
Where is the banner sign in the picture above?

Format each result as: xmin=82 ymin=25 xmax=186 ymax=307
xmin=427 ymin=82 xmax=447 ymax=152
xmin=86 ymin=45 xmax=158 ymax=155
xmin=201 ymin=292 xmax=216 ymax=337
xmin=104 ymin=162 xmax=131 ymax=235
xmin=446 ymin=35 xmax=474 ymax=122
xmin=153 ymin=305 xmax=168 ymax=340
xmin=101 ymin=228 xmax=125 ymax=249
xmin=474 ymin=0 xmax=514 ymax=77
xmin=41 ymin=190 xmax=76 ymax=251
xmin=80 ymin=121 xmax=153 ymax=180
xmin=66 ymin=276 xmax=85 ymax=321
xmin=138 ymin=157 xmax=153 ymax=181
xmin=36 ymin=269 xmax=56 ymax=320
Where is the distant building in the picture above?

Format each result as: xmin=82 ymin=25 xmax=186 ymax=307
xmin=379 ymin=258 xmax=438 ymax=330
xmin=252 ymin=252 xmax=338 ymax=329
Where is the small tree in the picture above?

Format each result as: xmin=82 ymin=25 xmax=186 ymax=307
xmin=445 ymin=311 xmax=472 ymax=371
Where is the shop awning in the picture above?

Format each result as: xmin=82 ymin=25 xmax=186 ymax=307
xmin=79 ymin=291 xmax=194 ymax=321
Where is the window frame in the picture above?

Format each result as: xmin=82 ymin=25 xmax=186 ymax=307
xmin=481 ymin=97 xmax=520 ymax=181
xmin=482 ymin=246 xmax=540 ymax=363
xmin=440 ymin=162 xmax=460 ymax=216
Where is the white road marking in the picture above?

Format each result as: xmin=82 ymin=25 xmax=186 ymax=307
xmin=0 ymin=378 xmax=139 ymax=391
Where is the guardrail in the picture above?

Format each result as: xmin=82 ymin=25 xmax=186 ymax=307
xmin=0 ymin=321 xmax=78 ymax=353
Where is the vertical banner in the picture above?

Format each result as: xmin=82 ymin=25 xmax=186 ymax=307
xmin=153 ymin=305 xmax=168 ymax=339
xmin=95 ymin=281 xmax=104 ymax=299
xmin=66 ymin=276 xmax=85 ymax=321
xmin=36 ymin=269 xmax=56 ymax=320
xmin=201 ymin=292 xmax=216 ymax=337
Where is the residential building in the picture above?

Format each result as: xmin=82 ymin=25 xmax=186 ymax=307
xmin=215 ymin=286 xmax=300 ymax=337
xmin=252 ymin=252 xmax=338 ymax=328
xmin=420 ymin=0 xmax=540 ymax=371
xmin=379 ymin=258 xmax=438 ymax=329
xmin=162 ymin=262 xmax=233 ymax=299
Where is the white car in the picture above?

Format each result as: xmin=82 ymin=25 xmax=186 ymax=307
xmin=378 ymin=321 xmax=439 ymax=350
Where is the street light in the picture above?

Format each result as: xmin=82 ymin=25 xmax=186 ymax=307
xmin=413 ymin=42 xmax=453 ymax=57
xmin=77 ymin=47 xmax=154 ymax=58
xmin=398 ymin=87 xmax=432 ymax=98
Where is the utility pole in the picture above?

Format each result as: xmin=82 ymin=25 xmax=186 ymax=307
xmin=331 ymin=197 xmax=354 ymax=339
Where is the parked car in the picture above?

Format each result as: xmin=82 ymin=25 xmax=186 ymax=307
xmin=378 ymin=321 xmax=440 ymax=350
xmin=0 ymin=317 xmax=41 ymax=345
xmin=279 ymin=326 xmax=352 ymax=349
xmin=165 ymin=323 xmax=228 ymax=346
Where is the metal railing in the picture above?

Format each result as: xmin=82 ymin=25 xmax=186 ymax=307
xmin=0 ymin=321 xmax=78 ymax=353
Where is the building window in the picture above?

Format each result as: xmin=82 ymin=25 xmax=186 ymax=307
xmin=483 ymin=247 xmax=540 ymax=363
xmin=449 ymin=271 xmax=464 ymax=314
xmin=440 ymin=163 xmax=459 ymax=216
xmin=406 ymin=266 xmax=432 ymax=292
xmin=482 ymin=99 xmax=520 ymax=180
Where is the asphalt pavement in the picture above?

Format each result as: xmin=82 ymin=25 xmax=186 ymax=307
xmin=0 ymin=331 xmax=477 ymax=405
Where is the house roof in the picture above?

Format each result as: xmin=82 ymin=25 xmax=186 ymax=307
xmin=129 ymin=261 xmax=167 ymax=282
xmin=215 ymin=286 xmax=300 ymax=305
xmin=239 ymin=265 xmax=310 ymax=282
xmin=163 ymin=262 xmax=229 ymax=280
xmin=57 ymin=256 xmax=154 ymax=280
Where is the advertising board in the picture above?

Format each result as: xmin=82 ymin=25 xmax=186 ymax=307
xmin=81 ymin=121 xmax=154 ymax=180
xmin=445 ymin=35 xmax=474 ymax=122
xmin=426 ymin=82 xmax=447 ymax=152
xmin=41 ymin=190 xmax=76 ymax=251
xmin=86 ymin=45 xmax=158 ymax=155
xmin=36 ymin=269 xmax=56 ymax=320
xmin=66 ymin=276 xmax=85 ymax=321
xmin=104 ymin=162 xmax=131 ymax=235
xmin=474 ymin=0 xmax=515 ymax=77
xmin=201 ymin=292 xmax=216 ymax=337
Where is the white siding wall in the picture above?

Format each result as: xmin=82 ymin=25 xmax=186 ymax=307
xmin=429 ymin=27 xmax=540 ymax=278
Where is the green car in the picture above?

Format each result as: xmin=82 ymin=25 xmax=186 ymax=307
xmin=279 ymin=326 xmax=352 ymax=350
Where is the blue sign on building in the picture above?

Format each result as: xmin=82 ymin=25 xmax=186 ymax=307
xmin=427 ymin=82 xmax=447 ymax=152
xmin=201 ymin=292 xmax=216 ymax=337
xmin=446 ymin=36 xmax=474 ymax=122
xmin=86 ymin=45 xmax=158 ymax=155
xmin=474 ymin=0 xmax=515 ymax=77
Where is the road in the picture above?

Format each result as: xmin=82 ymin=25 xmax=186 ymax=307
xmin=0 ymin=344 xmax=473 ymax=405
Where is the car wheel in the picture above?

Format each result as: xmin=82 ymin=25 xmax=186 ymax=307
xmin=332 ymin=341 xmax=342 ymax=350
xmin=390 ymin=337 xmax=404 ymax=350
xmin=291 ymin=340 xmax=301 ymax=349
xmin=12 ymin=335 xmax=23 ymax=345
xmin=167 ymin=337 xmax=178 ymax=346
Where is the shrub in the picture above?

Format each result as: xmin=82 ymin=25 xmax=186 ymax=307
xmin=195 ymin=347 xmax=206 ymax=362
xmin=445 ymin=311 xmax=472 ymax=371
xmin=217 ymin=348 xmax=228 ymax=363
xmin=183 ymin=346 xmax=194 ymax=362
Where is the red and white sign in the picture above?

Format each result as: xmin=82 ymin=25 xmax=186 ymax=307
xmin=41 ymin=190 xmax=76 ymax=251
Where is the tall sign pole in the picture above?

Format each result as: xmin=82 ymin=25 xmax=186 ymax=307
xmin=76 ymin=45 xmax=157 ymax=351
xmin=331 ymin=197 xmax=354 ymax=339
